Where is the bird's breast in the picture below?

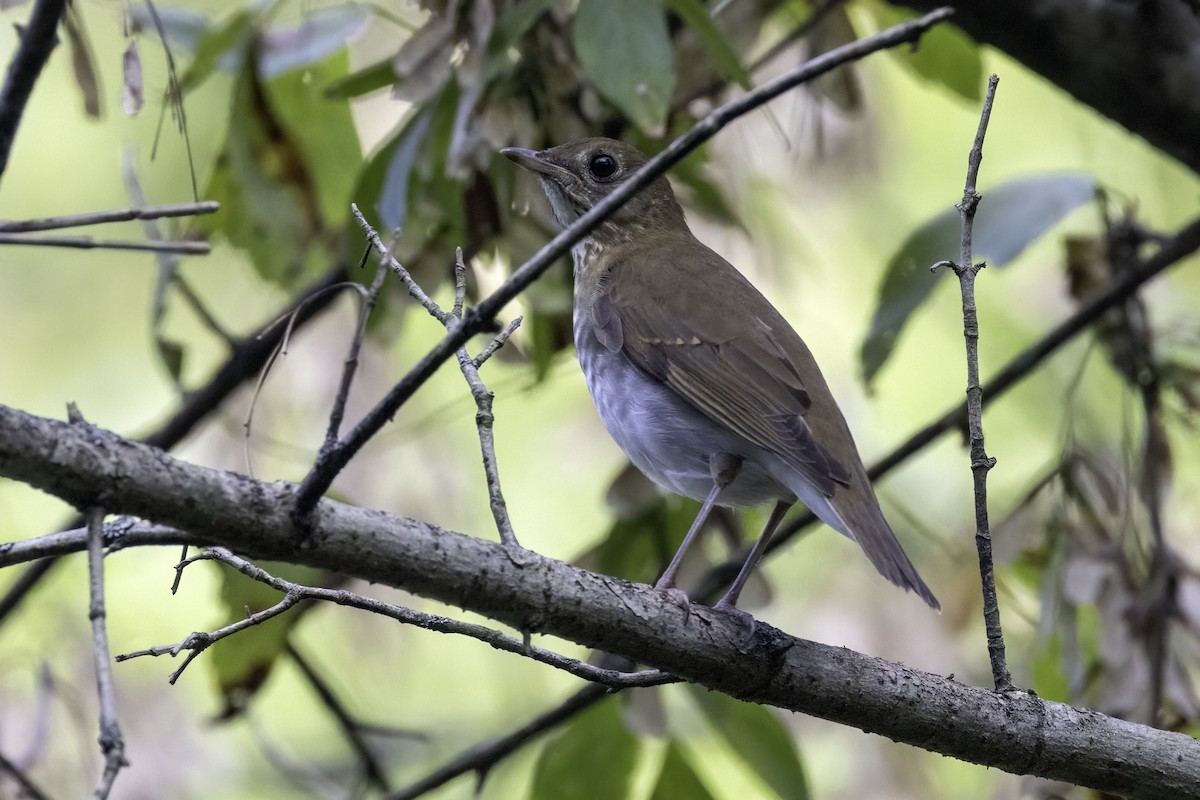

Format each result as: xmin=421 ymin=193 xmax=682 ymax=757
xmin=573 ymin=314 xmax=789 ymax=508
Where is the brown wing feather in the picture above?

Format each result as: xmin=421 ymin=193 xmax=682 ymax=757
xmin=603 ymin=234 xmax=852 ymax=497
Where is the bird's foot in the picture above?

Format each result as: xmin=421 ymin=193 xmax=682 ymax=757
xmin=654 ymin=582 xmax=693 ymax=623
xmin=713 ymin=598 xmax=758 ymax=648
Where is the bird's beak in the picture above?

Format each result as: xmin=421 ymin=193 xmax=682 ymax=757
xmin=501 ymin=147 xmax=566 ymax=179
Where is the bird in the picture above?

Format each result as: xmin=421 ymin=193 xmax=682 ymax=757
xmin=501 ymin=138 xmax=939 ymax=613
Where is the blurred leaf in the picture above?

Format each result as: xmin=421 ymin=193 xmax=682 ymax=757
xmin=574 ymin=0 xmax=675 ymax=133
xmin=577 ymin=494 xmax=701 ymax=585
xmin=392 ymin=13 xmax=456 ymax=103
xmin=63 ymin=5 xmax=101 ymax=117
xmin=663 ymin=0 xmax=750 ymax=90
xmin=668 ymin=144 xmax=740 ymax=226
xmin=210 ymin=560 xmax=326 ymax=718
xmin=155 ymin=337 xmax=185 ymax=382
xmin=861 ymin=173 xmax=1097 ymax=385
xmin=481 ymin=0 xmax=555 ymax=84
xmin=325 ymin=57 xmax=396 ymax=99
xmin=265 ymin=49 xmax=362 ymax=228
xmin=650 ymin=740 xmax=716 ymax=800
xmin=530 ymin=700 xmax=640 ymax=800
xmin=121 ymin=41 xmax=145 ymax=117
xmin=1031 ymin=633 xmax=1072 ymax=705
xmin=180 ymin=10 xmax=254 ymax=92
xmin=258 ymin=5 xmax=369 ymax=78
xmin=689 ymin=687 xmax=810 ymax=800
xmin=865 ymin=2 xmax=982 ymax=102
xmin=201 ymin=57 xmax=325 ymax=285
xmin=127 ymin=4 xmax=209 ymax=52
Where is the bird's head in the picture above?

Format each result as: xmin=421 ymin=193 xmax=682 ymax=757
xmin=501 ymin=138 xmax=686 ymax=241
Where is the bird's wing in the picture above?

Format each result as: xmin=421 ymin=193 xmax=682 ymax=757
xmin=601 ymin=238 xmax=852 ymax=497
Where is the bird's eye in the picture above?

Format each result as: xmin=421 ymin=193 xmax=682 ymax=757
xmin=588 ymin=153 xmax=618 ymax=181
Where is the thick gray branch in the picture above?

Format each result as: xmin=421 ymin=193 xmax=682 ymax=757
xmin=0 ymin=403 xmax=1198 ymax=799
xmin=901 ymin=0 xmax=1200 ymax=175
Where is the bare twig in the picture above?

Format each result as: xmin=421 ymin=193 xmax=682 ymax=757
xmin=0 ymin=233 xmax=209 ymax=254
xmin=292 ymin=8 xmax=956 ymax=518
xmin=350 ymin=210 xmax=525 ymax=547
xmin=85 ymin=507 xmax=127 ymax=799
xmin=285 ymin=642 xmax=391 ymax=791
xmin=932 ymin=74 xmax=1012 ymax=692
xmin=119 ymin=548 xmax=674 ymax=690
xmin=385 ymin=681 xmax=614 ymax=800
xmin=321 ymin=231 xmax=389 ymax=451
xmin=0 ymin=750 xmax=52 ymax=800
xmin=0 ymin=201 xmax=219 ymax=233
xmin=0 ymin=0 xmax=69 ymax=180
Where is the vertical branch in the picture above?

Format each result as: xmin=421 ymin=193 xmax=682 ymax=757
xmin=935 ymin=74 xmax=1013 ymax=692
xmin=0 ymin=0 xmax=69 ymax=180
xmin=85 ymin=506 xmax=127 ymax=798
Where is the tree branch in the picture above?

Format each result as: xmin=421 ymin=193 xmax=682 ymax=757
xmin=0 ymin=0 xmax=68 ymax=180
xmin=900 ymin=0 xmax=1200 ymax=176
xmin=2 ymin=404 xmax=1199 ymax=799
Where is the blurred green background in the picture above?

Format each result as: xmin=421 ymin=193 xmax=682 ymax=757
xmin=2 ymin=1 xmax=1199 ymax=798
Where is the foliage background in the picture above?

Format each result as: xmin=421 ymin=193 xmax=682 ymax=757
xmin=1 ymin=1 xmax=1199 ymax=798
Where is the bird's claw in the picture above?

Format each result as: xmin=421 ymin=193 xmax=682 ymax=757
xmin=713 ymin=598 xmax=758 ymax=647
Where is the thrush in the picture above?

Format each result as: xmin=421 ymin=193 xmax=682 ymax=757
xmin=502 ymin=138 xmax=939 ymax=612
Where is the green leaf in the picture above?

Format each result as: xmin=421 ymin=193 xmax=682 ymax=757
xmin=530 ymin=700 xmax=640 ymax=800
xmin=861 ymin=173 xmax=1096 ymax=385
xmin=865 ymin=2 xmax=982 ymax=102
xmin=574 ymin=0 xmax=675 ymax=133
xmin=576 ymin=494 xmax=701 ymax=585
xmin=481 ymin=0 xmax=556 ymax=84
xmin=200 ymin=58 xmax=325 ymax=285
xmin=662 ymin=0 xmax=751 ymax=89
xmin=258 ymin=6 xmax=369 ymax=78
xmin=324 ymin=58 xmax=396 ymax=99
xmin=264 ymin=49 xmax=362 ymax=228
xmin=180 ymin=10 xmax=254 ymax=92
xmin=689 ymin=687 xmax=809 ymax=800
xmin=650 ymin=741 xmax=716 ymax=800
xmin=209 ymin=561 xmax=326 ymax=717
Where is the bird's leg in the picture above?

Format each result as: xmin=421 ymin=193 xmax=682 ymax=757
xmin=715 ymin=499 xmax=792 ymax=611
xmin=655 ymin=453 xmax=743 ymax=592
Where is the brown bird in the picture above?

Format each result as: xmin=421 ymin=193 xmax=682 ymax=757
xmin=502 ymin=138 xmax=938 ymax=612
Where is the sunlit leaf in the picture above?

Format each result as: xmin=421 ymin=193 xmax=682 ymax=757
xmin=689 ymin=687 xmax=810 ymax=800
xmin=864 ymin=2 xmax=982 ymax=102
xmin=258 ymin=5 xmax=369 ymax=78
xmin=574 ymin=0 xmax=675 ymax=133
xmin=663 ymin=0 xmax=750 ymax=89
xmin=650 ymin=740 xmax=716 ymax=800
xmin=861 ymin=173 xmax=1097 ymax=385
xmin=530 ymin=700 xmax=640 ymax=800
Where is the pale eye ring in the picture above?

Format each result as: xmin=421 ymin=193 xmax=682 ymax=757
xmin=588 ymin=153 xmax=618 ymax=181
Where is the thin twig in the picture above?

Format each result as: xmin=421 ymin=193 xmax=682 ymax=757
xmin=322 ymin=220 xmax=390 ymax=450
xmin=286 ymin=642 xmax=391 ymax=791
xmin=384 ymin=680 xmax=615 ymax=800
xmin=0 ymin=233 xmax=210 ymax=254
xmin=118 ymin=548 xmax=675 ymax=690
xmin=935 ymin=73 xmax=1012 ymax=692
xmin=0 ymin=0 xmax=69 ymax=179
xmin=293 ymin=6 xmax=956 ymax=517
xmin=0 ymin=750 xmax=52 ymax=800
xmin=85 ymin=507 xmax=127 ymax=799
xmin=0 ymin=201 xmax=219 ymax=233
